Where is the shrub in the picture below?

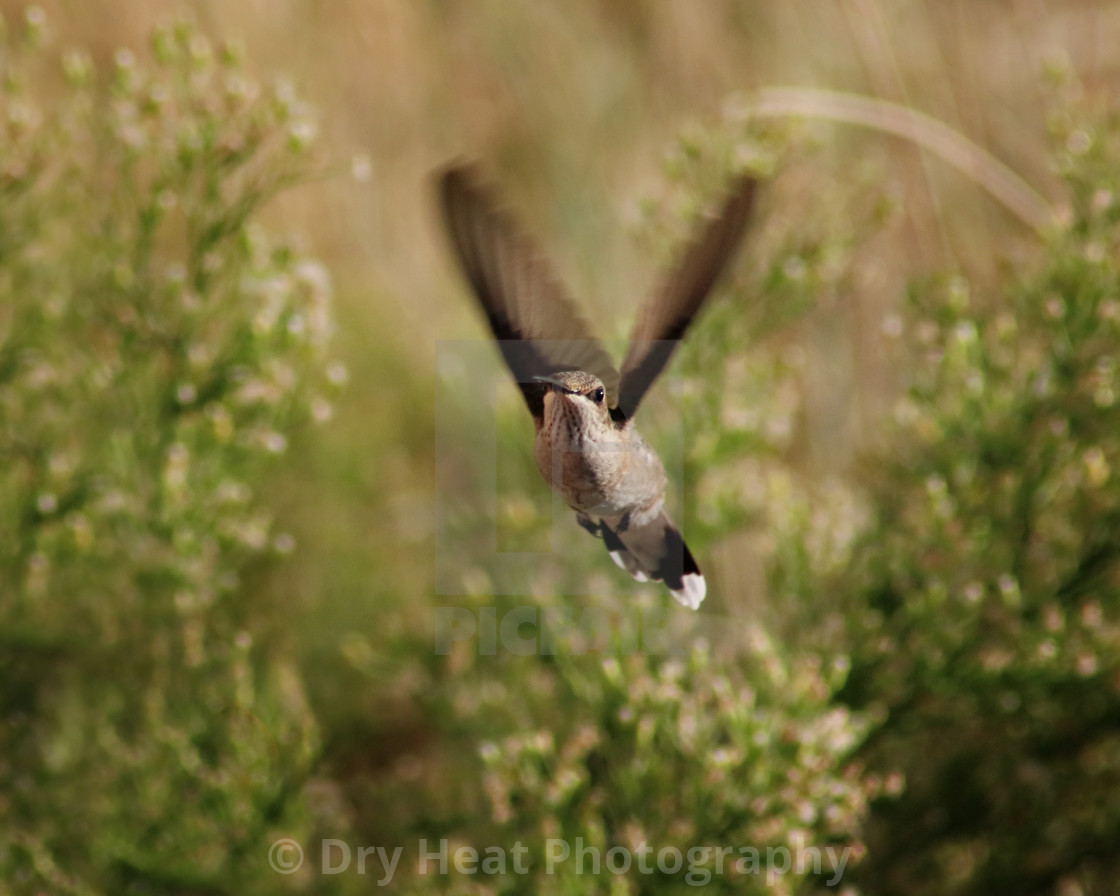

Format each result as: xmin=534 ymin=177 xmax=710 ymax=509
xmin=9 ymin=9 xmax=1118 ymax=896
xmin=416 ymin=121 xmax=879 ymax=895
xmin=678 ymin=88 xmax=1120 ymax=895
xmin=447 ymin=635 xmax=871 ymax=896
xmin=831 ymin=97 xmax=1120 ymax=895
xmin=0 ymin=13 xmax=334 ymax=893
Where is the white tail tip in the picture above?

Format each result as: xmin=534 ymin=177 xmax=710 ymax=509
xmin=671 ymin=573 xmax=706 ymax=610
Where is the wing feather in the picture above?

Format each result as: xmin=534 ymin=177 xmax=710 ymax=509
xmin=615 ymin=173 xmax=759 ymax=420
xmin=438 ymin=163 xmax=620 ymax=422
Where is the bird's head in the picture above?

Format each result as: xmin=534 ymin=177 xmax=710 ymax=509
xmin=534 ymin=370 xmax=612 ymax=432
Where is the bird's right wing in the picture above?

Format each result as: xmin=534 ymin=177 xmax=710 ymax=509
xmin=438 ymin=163 xmax=620 ymax=424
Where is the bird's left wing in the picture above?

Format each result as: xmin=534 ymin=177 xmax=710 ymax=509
xmin=615 ymin=173 xmax=759 ymax=421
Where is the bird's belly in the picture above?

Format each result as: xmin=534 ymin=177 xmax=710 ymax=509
xmin=534 ymin=434 xmax=663 ymax=517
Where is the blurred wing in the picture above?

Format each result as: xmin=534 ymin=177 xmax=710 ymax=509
xmin=615 ymin=173 xmax=759 ymax=420
xmin=438 ymin=163 xmax=620 ymax=423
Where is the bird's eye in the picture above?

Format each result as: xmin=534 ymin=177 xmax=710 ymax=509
xmin=592 ymin=387 xmax=605 ymax=404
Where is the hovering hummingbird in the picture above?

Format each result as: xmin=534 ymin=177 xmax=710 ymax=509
xmin=438 ymin=163 xmax=758 ymax=609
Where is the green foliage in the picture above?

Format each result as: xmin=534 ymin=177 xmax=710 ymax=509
xmin=616 ymin=90 xmax=1120 ymax=895
xmin=7 ymin=8 xmax=1120 ymax=896
xmin=450 ymin=636 xmax=869 ymax=896
xmin=418 ymin=118 xmax=878 ymax=896
xmin=828 ymin=99 xmax=1120 ymax=895
xmin=680 ymin=93 xmax=1120 ymax=894
xmin=0 ymin=12 xmax=332 ymax=894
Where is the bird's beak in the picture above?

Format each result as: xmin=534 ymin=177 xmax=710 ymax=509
xmin=532 ymin=374 xmax=575 ymax=394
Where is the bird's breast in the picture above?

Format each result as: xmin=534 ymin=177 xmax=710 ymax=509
xmin=534 ymin=416 xmax=665 ymax=517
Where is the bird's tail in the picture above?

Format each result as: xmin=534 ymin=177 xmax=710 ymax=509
xmin=579 ymin=510 xmax=706 ymax=609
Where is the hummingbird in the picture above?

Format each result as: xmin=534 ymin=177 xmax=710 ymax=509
xmin=438 ymin=163 xmax=758 ymax=609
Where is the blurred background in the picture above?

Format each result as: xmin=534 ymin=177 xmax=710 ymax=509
xmin=20 ymin=0 xmax=1108 ymax=653
xmin=5 ymin=1 xmax=1120 ymax=894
